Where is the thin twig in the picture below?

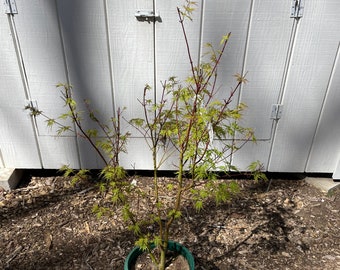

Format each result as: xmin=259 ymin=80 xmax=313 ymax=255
xmin=6 ymin=246 xmax=23 ymax=265
xmin=77 ymin=186 xmax=95 ymax=195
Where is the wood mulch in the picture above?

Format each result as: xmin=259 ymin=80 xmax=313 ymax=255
xmin=0 ymin=173 xmax=339 ymax=269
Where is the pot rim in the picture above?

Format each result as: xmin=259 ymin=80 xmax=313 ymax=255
xmin=124 ymin=240 xmax=195 ymax=270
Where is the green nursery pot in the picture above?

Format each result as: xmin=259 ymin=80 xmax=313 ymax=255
xmin=124 ymin=240 xmax=195 ymax=270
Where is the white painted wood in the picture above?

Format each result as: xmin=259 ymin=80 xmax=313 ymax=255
xmin=232 ymin=141 xmax=272 ymax=171
xmin=202 ymin=0 xmax=251 ymax=102
xmin=76 ymin=139 xmax=106 ymax=170
xmin=201 ymin=0 xmax=250 ymax=170
xmin=0 ymin=11 xmax=41 ymax=168
xmin=107 ymin=0 xmax=154 ymax=136
xmin=269 ymin=0 xmax=340 ymax=172
xmin=1 ymin=0 xmax=340 ymax=173
xmin=155 ymin=0 xmax=201 ymax=83
xmin=204 ymin=0 xmax=293 ymax=170
xmin=153 ymin=1 xmax=202 ymax=169
xmin=120 ymin=138 xmax=154 ymax=170
xmin=13 ymin=0 xmax=71 ymax=136
xmin=306 ymin=43 xmax=340 ymax=172
xmin=37 ymin=136 xmax=79 ymax=169
xmin=56 ymin=0 xmax=116 ymax=168
xmin=238 ymin=0 xmax=294 ymax=141
xmin=57 ymin=0 xmax=114 ymax=120
xmin=104 ymin=0 xmax=155 ymax=169
xmin=13 ymin=0 xmax=80 ymax=169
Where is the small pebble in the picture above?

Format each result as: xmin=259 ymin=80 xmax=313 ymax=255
xmin=322 ymin=255 xmax=335 ymax=260
xmin=282 ymin=252 xmax=291 ymax=257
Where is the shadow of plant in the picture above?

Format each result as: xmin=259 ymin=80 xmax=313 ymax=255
xmin=182 ymin=181 xmax=294 ymax=270
xmin=0 ymin=177 xmax=92 ymax=227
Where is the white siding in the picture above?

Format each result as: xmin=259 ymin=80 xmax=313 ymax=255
xmin=13 ymin=0 xmax=80 ymax=169
xmin=1 ymin=0 xmax=340 ymax=175
xmin=231 ymin=0 xmax=295 ymax=170
xmin=56 ymin=0 xmax=115 ymax=168
xmin=0 ymin=5 xmax=41 ymax=168
xmin=107 ymin=0 xmax=155 ymax=169
xmin=269 ymin=0 xmax=340 ymax=172
xmin=306 ymin=42 xmax=340 ymax=172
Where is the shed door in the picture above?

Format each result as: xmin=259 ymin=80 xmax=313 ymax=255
xmin=3 ymin=0 xmax=297 ymax=170
xmin=141 ymin=0 xmax=295 ymax=170
xmin=203 ymin=0 xmax=295 ymax=170
xmin=0 ymin=1 xmax=41 ymax=168
xmin=268 ymin=0 xmax=340 ymax=172
xmin=11 ymin=0 xmax=80 ymax=169
xmin=6 ymin=0 xmax=155 ymax=169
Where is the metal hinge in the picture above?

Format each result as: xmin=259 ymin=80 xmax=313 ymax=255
xmin=290 ymin=0 xmax=304 ymax=18
xmin=3 ymin=0 xmax=17 ymax=14
xmin=270 ymin=104 xmax=283 ymax=120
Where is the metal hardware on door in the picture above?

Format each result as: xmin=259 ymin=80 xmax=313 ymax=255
xmin=270 ymin=104 xmax=284 ymax=120
xmin=135 ymin=10 xmax=161 ymax=22
xmin=290 ymin=0 xmax=304 ymax=18
xmin=3 ymin=0 xmax=17 ymax=14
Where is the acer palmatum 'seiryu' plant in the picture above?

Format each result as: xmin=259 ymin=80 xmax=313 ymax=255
xmin=25 ymin=2 xmax=266 ymax=269
xmin=128 ymin=2 xmax=266 ymax=269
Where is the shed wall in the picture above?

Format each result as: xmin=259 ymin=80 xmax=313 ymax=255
xmin=1 ymin=0 xmax=339 ymax=177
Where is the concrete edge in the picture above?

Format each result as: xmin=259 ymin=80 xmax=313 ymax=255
xmin=305 ymin=177 xmax=340 ymax=196
xmin=0 ymin=168 xmax=24 ymax=190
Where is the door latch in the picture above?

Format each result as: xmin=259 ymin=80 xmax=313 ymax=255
xmin=135 ymin=10 xmax=161 ymax=22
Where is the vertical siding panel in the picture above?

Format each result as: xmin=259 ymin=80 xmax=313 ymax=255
xmin=239 ymin=0 xmax=293 ymax=139
xmin=107 ymin=0 xmax=155 ymax=169
xmin=106 ymin=0 xmax=154 ymax=131
xmin=202 ymin=0 xmax=253 ymax=170
xmin=155 ymin=0 xmax=202 ymax=82
xmin=13 ymin=0 xmax=80 ymax=168
xmin=154 ymin=0 xmax=202 ymax=169
xmin=0 ymin=5 xmax=41 ymax=168
xmin=306 ymin=43 xmax=340 ymax=173
xmin=202 ymin=0 xmax=251 ymax=97
xmin=56 ymin=0 xmax=115 ymax=168
xmin=1 ymin=0 xmax=339 ymax=173
xmin=229 ymin=0 xmax=293 ymax=169
xmin=269 ymin=0 xmax=340 ymax=172
xmin=204 ymin=0 xmax=292 ymax=170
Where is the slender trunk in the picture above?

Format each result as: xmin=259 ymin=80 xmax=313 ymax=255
xmin=153 ymin=145 xmax=163 ymax=240
xmin=152 ymin=143 xmax=167 ymax=270
xmin=158 ymin=241 xmax=167 ymax=270
xmin=158 ymin=151 xmax=185 ymax=270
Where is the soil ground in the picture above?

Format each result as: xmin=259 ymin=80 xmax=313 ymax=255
xmin=0 ymin=173 xmax=339 ymax=269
